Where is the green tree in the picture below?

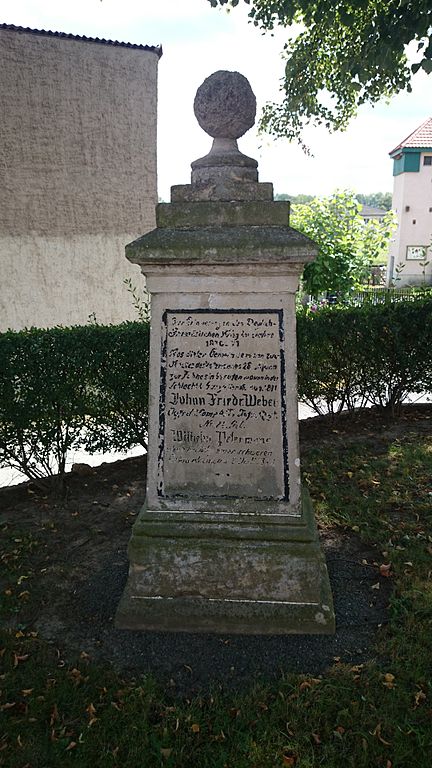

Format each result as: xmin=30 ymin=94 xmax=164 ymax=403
xmin=209 ymin=1 xmax=432 ymax=146
xmin=290 ymin=190 xmax=395 ymax=296
xmin=275 ymin=193 xmax=315 ymax=204
xmin=356 ymin=192 xmax=392 ymax=210
xmin=275 ymin=192 xmax=393 ymax=208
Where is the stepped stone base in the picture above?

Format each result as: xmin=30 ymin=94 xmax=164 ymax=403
xmin=115 ymin=490 xmax=335 ymax=635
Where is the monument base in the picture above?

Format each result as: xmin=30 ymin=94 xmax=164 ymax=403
xmin=116 ymin=490 xmax=335 ymax=635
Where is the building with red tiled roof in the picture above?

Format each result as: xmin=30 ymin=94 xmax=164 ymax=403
xmin=390 ymin=117 xmax=432 ymax=154
xmin=0 ymin=24 xmax=162 ymax=330
xmin=387 ymin=119 xmax=432 ymax=287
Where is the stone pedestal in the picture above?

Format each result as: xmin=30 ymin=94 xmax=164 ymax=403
xmin=116 ymin=71 xmax=335 ymax=634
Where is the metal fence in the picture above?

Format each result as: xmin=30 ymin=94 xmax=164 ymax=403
xmin=348 ymin=287 xmax=432 ymax=306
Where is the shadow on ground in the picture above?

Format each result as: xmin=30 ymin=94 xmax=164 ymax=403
xmin=6 ymin=405 xmax=429 ymax=694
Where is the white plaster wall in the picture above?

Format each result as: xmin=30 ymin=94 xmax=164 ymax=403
xmin=0 ymin=234 xmax=146 ymax=330
xmin=389 ymin=153 xmax=432 ymax=286
xmin=0 ymin=28 xmax=159 ymax=330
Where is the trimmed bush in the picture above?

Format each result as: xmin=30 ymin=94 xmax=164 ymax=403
xmin=0 ymin=323 xmax=149 ymax=485
xmin=297 ymin=297 xmax=432 ymax=415
xmin=1 ymin=298 xmax=431 ymax=483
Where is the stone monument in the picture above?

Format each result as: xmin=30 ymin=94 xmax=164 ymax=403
xmin=116 ymin=71 xmax=335 ymax=634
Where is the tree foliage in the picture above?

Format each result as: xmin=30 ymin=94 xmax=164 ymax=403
xmin=290 ymin=190 xmax=396 ymax=296
xmin=275 ymin=191 xmax=392 ymax=208
xmin=275 ymin=192 xmax=315 ymax=203
xmin=356 ymin=192 xmax=392 ymax=210
xmin=208 ymin=1 xmax=432 ymax=145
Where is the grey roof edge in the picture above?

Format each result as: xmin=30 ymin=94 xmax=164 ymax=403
xmin=0 ymin=22 xmax=162 ymax=57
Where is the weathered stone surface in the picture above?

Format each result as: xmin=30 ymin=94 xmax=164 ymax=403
xmin=191 ymin=143 xmax=258 ymax=169
xmin=116 ymin=490 xmax=335 ymax=634
xmin=162 ymin=310 xmax=286 ymax=499
xmin=117 ymin=69 xmax=335 ymax=636
xmin=191 ymin=163 xmax=258 ymax=185
xmin=193 ymin=70 xmax=256 ymax=139
xmin=156 ymin=201 xmax=290 ymax=228
xmin=170 ymin=181 xmax=274 ymax=203
xmin=126 ymin=224 xmax=316 ymax=267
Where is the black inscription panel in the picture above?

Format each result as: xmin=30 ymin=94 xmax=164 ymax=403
xmin=158 ymin=310 xmax=288 ymax=499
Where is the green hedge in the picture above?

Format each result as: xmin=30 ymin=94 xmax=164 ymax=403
xmin=297 ymin=297 xmax=432 ymax=415
xmin=0 ymin=323 xmax=149 ymax=484
xmin=1 ymin=299 xmax=431 ymax=483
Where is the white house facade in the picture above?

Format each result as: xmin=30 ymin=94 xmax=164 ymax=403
xmin=388 ymin=118 xmax=432 ymax=287
xmin=0 ymin=24 xmax=161 ymax=331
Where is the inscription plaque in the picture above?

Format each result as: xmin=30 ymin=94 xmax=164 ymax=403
xmin=158 ymin=309 xmax=288 ymax=499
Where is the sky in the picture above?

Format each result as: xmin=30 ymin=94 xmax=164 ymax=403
xmin=2 ymin=0 xmax=431 ymax=201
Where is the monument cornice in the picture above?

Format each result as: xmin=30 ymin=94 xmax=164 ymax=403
xmin=126 ymin=225 xmax=317 ymax=268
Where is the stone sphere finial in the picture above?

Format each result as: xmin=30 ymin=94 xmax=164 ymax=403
xmin=193 ymin=70 xmax=256 ymax=140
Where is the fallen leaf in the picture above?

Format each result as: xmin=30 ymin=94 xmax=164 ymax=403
xmin=383 ymin=672 xmax=396 ymax=689
xmin=299 ymin=680 xmax=312 ymax=691
xmin=371 ymin=723 xmax=391 ymax=746
xmin=50 ymin=704 xmax=59 ymax=726
xmin=311 ymin=732 xmax=321 ymax=744
xmin=414 ymin=690 xmax=426 ymax=708
xmin=65 ymin=741 xmax=77 ymax=751
xmin=379 ymin=564 xmax=391 ymax=577
xmin=282 ymin=752 xmax=297 ymax=766
xmin=371 ymin=582 xmax=380 ymax=590
xmin=86 ymin=703 xmax=97 ymax=725
xmin=191 ymin=723 xmax=200 ymax=733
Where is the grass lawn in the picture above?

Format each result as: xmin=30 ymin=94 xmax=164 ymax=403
xmin=1 ymin=407 xmax=431 ymax=767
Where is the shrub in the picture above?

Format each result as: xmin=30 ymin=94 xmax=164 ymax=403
xmin=297 ymin=297 xmax=432 ymax=415
xmin=0 ymin=323 xmax=149 ymax=486
xmin=1 ymin=298 xmax=431 ymax=484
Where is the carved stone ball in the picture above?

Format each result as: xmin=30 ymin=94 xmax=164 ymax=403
xmin=193 ymin=70 xmax=256 ymax=139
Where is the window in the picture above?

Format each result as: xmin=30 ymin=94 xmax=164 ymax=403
xmin=424 ymin=156 xmax=432 ymax=165
xmin=407 ymin=246 xmax=427 ymax=260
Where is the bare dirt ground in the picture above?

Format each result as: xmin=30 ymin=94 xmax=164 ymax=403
xmin=2 ymin=405 xmax=430 ymax=694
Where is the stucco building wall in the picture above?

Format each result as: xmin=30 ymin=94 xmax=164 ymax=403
xmin=388 ymin=156 xmax=432 ymax=286
xmin=0 ymin=26 xmax=161 ymax=330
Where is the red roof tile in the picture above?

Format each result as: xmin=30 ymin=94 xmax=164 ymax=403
xmin=390 ymin=117 xmax=432 ymax=155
